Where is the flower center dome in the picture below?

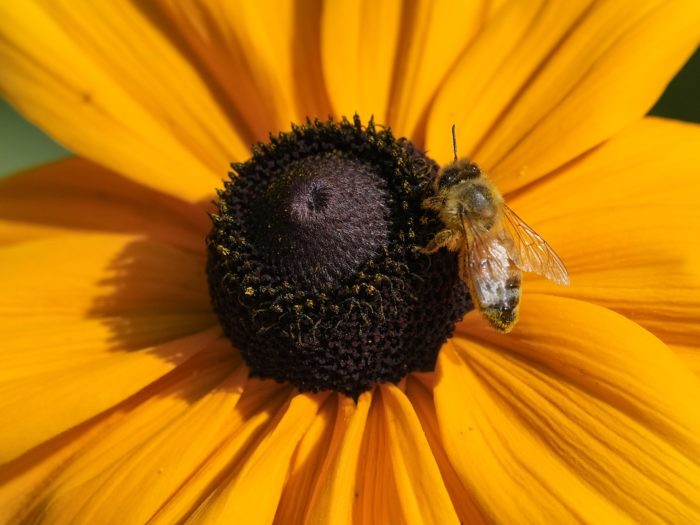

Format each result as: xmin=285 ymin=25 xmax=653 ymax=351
xmin=207 ymin=117 xmax=471 ymax=398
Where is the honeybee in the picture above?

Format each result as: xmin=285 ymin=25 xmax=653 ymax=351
xmin=422 ymin=126 xmax=569 ymax=332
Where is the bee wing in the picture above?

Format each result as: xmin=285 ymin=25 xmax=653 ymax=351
xmin=462 ymin=218 xmax=516 ymax=306
xmin=501 ymin=205 xmax=569 ymax=285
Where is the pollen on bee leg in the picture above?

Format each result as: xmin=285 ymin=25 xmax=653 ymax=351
xmin=421 ymin=196 xmax=445 ymax=210
xmin=423 ymin=229 xmax=459 ymax=253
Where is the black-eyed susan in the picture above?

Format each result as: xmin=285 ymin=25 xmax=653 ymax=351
xmin=1 ymin=1 xmax=700 ymax=523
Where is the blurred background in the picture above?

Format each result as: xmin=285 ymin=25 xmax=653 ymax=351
xmin=1 ymin=49 xmax=698 ymax=178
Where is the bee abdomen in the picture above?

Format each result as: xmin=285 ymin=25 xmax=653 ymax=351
xmin=482 ymin=306 xmax=519 ymax=333
xmin=482 ymin=276 xmax=521 ymax=333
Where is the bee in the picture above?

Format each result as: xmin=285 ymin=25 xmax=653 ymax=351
xmin=422 ymin=126 xmax=569 ymax=332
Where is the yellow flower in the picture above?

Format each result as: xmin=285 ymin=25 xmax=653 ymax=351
xmin=1 ymin=1 xmax=700 ymax=523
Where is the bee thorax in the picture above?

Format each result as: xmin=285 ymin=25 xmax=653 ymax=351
xmin=459 ymin=183 xmax=497 ymax=220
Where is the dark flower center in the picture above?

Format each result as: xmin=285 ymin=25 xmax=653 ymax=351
xmin=247 ymin=154 xmax=389 ymax=289
xmin=207 ymin=117 xmax=471 ymax=398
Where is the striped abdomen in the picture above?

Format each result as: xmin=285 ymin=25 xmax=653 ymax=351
xmin=458 ymin=237 xmax=522 ymax=333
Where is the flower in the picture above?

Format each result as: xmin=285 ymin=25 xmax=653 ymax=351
xmin=1 ymin=0 xmax=700 ymax=523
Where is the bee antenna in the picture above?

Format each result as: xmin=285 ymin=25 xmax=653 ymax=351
xmin=451 ymin=124 xmax=458 ymax=162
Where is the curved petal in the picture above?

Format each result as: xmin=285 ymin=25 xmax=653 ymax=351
xmin=152 ymin=0 xmax=331 ymax=137
xmin=0 ymin=234 xmax=211 ymax=317
xmin=0 ymin=233 xmax=217 ymax=462
xmin=510 ymin=118 xmax=700 ymax=364
xmin=187 ymin=391 xmax=328 ymax=524
xmin=0 ymin=324 xmax=222 ymax=464
xmin=0 ymin=158 xmax=208 ymax=252
xmin=321 ymin=0 xmax=402 ymax=123
xmin=426 ymin=0 xmax=700 ymax=193
xmin=1 ymin=344 xmax=240 ymax=524
xmin=426 ymin=0 xmax=563 ymax=160
xmin=148 ymin=379 xmax=291 ymax=524
xmin=674 ymin=344 xmax=700 ymax=377
xmin=441 ymin=294 xmax=700 ymax=523
xmin=354 ymin=388 xmax=400 ymax=525
xmin=379 ymin=384 xmax=460 ymax=525
xmin=386 ymin=0 xmax=492 ymax=140
xmin=304 ymin=393 xmax=371 ymax=524
xmin=405 ymin=376 xmax=488 ymax=525
xmin=275 ymin=395 xmax=337 ymax=525
xmin=0 ymin=0 xmax=249 ymax=202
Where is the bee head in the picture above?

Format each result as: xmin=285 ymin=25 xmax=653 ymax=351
xmin=436 ymin=159 xmax=482 ymax=191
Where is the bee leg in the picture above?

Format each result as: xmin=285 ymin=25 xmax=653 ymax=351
xmin=421 ymin=196 xmax=445 ymax=211
xmin=422 ymin=229 xmax=458 ymax=253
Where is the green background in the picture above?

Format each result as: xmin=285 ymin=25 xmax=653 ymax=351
xmin=1 ymin=49 xmax=698 ymax=178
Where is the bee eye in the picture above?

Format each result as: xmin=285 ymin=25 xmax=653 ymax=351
xmin=438 ymin=170 xmax=460 ymax=190
xmin=437 ymin=160 xmax=482 ymax=190
xmin=465 ymin=162 xmax=481 ymax=176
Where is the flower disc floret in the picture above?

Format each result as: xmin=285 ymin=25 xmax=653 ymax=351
xmin=207 ymin=117 xmax=471 ymax=397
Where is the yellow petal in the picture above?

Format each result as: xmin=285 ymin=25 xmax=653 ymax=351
xmin=275 ymin=395 xmax=337 ymax=525
xmin=0 ymin=0 xmax=247 ymax=202
xmin=0 ymin=315 xmax=217 ymax=385
xmin=354 ymin=389 xmax=400 ymax=525
xmin=379 ymin=384 xmax=460 ymax=525
xmin=3 ymin=346 xmax=241 ymax=524
xmin=304 ymin=393 xmax=371 ymax=525
xmin=153 ymin=0 xmax=331 ymax=138
xmin=294 ymin=0 xmax=334 ymax=120
xmin=673 ymin=344 xmax=700 ymax=377
xmin=0 ymin=345 xmax=230 ymax=523
xmin=137 ymin=379 xmax=291 ymax=524
xmin=0 ymin=222 xmax=77 ymax=248
xmin=0 ymin=158 xmax=208 ymax=252
xmin=444 ymin=294 xmax=700 ymax=522
xmin=405 ymin=377 xmax=487 ymax=524
xmin=511 ymin=118 xmax=700 ymax=362
xmin=0 ymin=233 xmax=211 ymax=317
xmin=149 ymin=379 xmax=292 ymax=524
xmin=426 ymin=0 xmax=572 ymax=161
xmin=387 ymin=0 xmax=491 ymax=140
xmin=0 ymin=327 xmax=221 ymax=464
xmin=187 ymin=391 xmax=328 ymax=524
xmin=426 ymin=0 xmax=700 ymax=194
xmin=0 ymin=233 xmax=217 ymax=461
xmin=321 ymin=0 xmax=402 ymax=123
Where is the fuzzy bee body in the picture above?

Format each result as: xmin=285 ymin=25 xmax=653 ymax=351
xmin=423 ymin=158 xmax=569 ymax=333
